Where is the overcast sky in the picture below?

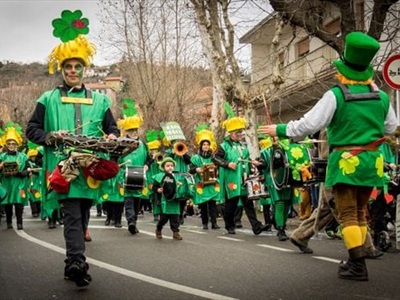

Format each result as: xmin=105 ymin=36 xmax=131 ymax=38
xmin=0 ymin=0 xmax=109 ymax=65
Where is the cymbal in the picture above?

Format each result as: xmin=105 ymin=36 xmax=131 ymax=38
xmin=298 ymin=139 xmax=326 ymax=144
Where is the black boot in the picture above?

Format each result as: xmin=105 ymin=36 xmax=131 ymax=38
xmin=277 ymin=227 xmax=288 ymax=241
xmin=338 ymin=246 xmax=368 ymax=281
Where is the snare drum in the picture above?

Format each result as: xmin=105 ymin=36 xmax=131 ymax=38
xmin=270 ymin=144 xmax=327 ymax=190
xmin=124 ymin=166 xmax=145 ymax=191
xmin=202 ymin=163 xmax=218 ymax=185
xmin=246 ymin=175 xmax=269 ymax=200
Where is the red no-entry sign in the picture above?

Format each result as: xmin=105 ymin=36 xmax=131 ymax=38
xmin=383 ymin=54 xmax=400 ymax=90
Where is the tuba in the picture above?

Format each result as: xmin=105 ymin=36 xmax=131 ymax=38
xmin=173 ymin=141 xmax=188 ymax=156
xmin=153 ymin=152 xmax=164 ymax=163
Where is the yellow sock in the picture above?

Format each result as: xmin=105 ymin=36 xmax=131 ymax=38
xmin=360 ymin=226 xmax=367 ymax=245
xmin=342 ymin=225 xmax=362 ymax=249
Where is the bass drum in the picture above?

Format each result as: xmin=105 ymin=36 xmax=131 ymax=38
xmin=124 ymin=166 xmax=145 ymax=191
xmin=270 ymin=144 xmax=327 ymax=190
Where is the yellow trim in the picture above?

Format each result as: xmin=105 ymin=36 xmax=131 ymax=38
xmin=61 ymin=97 xmax=93 ymax=105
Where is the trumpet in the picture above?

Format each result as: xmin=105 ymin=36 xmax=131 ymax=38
xmin=153 ymin=152 xmax=164 ymax=163
xmin=173 ymin=141 xmax=188 ymax=156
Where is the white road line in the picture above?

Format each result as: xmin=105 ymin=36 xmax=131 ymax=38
xmin=256 ymin=244 xmax=294 ymax=252
xmin=312 ymin=256 xmax=341 ymax=264
xmin=217 ymin=236 xmax=244 ymax=242
xmin=186 ymin=230 xmax=207 ymax=234
xmin=14 ymin=229 xmax=237 ymax=300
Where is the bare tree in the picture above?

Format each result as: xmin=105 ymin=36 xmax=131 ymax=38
xmin=98 ymin=0 xmax=211 ymax=144
xmin=190 ymin=0 xmax=285 ymax=157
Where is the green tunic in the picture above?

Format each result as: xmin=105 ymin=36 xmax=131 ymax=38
xmin=0 ymin=152 xmax=29 ymax=205
xmin=190 ymin=154 xmax=221 ymax=205
xmin=260 ymin=147 xmax=293 ymax=204
xmin=100 ymin=166 xmax=125 ymax=203
xmin=37 ymin=87 xmax=113 ymax=205
xmin=152 ymin=172 xmax=180 ymax=215
xmin=325 ymin=85 xmax=390 ymax=187
xmin=218 ymin=138 xmax=251 ymax=200
xmin=27 ymin=160 xmax=43 ymax=203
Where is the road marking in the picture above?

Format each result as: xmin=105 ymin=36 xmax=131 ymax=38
xmin=14 ymin=229 xmax=237 ymax=300
xmin=256 ymin=244 xmax=294 ymax=252
xmin=217 ymin=236 xmax=244 ymax=242
xmin=312 ymin=256 xmax=341 ymax=264
xmin=186 ymin=230 xmax=207 ymax=234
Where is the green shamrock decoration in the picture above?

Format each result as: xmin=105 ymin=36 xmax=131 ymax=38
xmin=52 ymin=10 xmax=89 ymax=42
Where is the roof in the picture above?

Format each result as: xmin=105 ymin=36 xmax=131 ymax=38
xmin=239 ymin=12 xmax=276 ymax=43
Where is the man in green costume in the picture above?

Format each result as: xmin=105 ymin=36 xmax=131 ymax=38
xmin=259 ymin=32 xmax=397 ymax=281
xmin=26 ymin=10 xmax=119 ymax=287
xmin=213 ymin=109 xmax=270 ymax=235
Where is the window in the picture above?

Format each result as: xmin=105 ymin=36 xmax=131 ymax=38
xmin=324 ymin=18 xmax=341 ymax=35
xmin=296 ymin=38 xmax=310 ymax=58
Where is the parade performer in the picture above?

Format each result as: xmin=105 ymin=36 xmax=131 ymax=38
xmin=259 ymin=137 xmax=298 ymax=241
xmin=146 ymin=129 xmax=163 ymax=222
xmin=118 ymin=99 xmax=152 ymax=235
xmin=290 ymin=130 xmax=383 ymax=259
xmin=26 ymin=141 xmax=43 ymax=218
xmin=0 ymin=123 xmax=29 ymax=230
xmin=259 ymin=32 xmax=397 ymax=281
xmin=189 ymin=124 xmax=221 ymax=229
xmin=213 ymin=103 xmax=269 ymax=235
xmin=165 ymin=135 xmax=192 ymax=225
xmin=26 ymin=10 xmax=119 ymax=287
xmin=368 ymin=141 xmax=397 ymax=251
xmin=153 ymin=157 xmax=183 ymax=240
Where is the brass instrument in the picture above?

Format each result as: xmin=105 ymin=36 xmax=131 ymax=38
xmin=153 ymin=152 xmax=164 ymax=163
xmin=173 ymin=141 xmax=188 ymax=156
xmin=201 ymin=163 xmax=218 ymax=185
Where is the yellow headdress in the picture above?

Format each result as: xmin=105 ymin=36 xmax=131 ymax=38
xmin=258 ymin=125 xmax=273 ymax=150
xmin=27 ymin=140 xmax=40 ymax=157
xmin=48 ymin=10 xmax=96 ymax=74
xmin=3 ymin=122 xmax=23 ymax=146
xmin=221 ymin=102 xmax=246 ymax=132
xmin=195 ymin=124 xmax=215 ymax=146
xmin=146 ymin=130 xmax=162 ymax=150
xmin=118 ymin=99 xmax=143 ymax=131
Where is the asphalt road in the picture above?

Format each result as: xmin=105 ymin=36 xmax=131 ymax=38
xmin=1 ymin=208 xmax=399 ymax=300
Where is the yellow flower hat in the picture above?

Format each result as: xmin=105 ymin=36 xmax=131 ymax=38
xmin=147 ymin=140 xmax=162 ymax=150
xmin=195 ymin=129 xmax=215 ymax=146
xmin=27 ymin=149 xmax=39 ymax=157
xmin=48 ymin=10 xmax=96 ymax=74
xmin=118 ymin=115 xmax=144 ymax=131
xmin=222 ymin=117 xmax=246 ymax=133
xmin=4 ymin=127 xmax=23 ymax=146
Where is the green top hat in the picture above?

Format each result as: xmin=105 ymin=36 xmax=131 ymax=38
xmin=333 ymin=32 xmax=380 ymax=81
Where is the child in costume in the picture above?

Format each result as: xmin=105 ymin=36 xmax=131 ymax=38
xmin=153 ymin=157 xmax=183 ymax=240
xmin=189 ymin=124 xmax=221 ymax=229
xmin=26 ymin=141 xmax=43 ymax=218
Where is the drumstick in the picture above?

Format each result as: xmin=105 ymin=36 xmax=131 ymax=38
xmin=72 ymin=120 xmax=92 ymax=132
xmin=119 ymin=159 xmax=131 ymax=167
xmin=96 ymin=125 xmax=107 ymax=137
xmin=238 ymin=159 xmax=254 ymax=163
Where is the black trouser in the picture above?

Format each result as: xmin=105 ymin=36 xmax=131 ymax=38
xmin=107 ymin=202 xmax=124 ymax=223
xmin=5 ymin=203 xmax=24 ymax=225
xmin=199 ymin=200 xmax=218 ymax=225
xmin=262 ymin=204 xmax=272 ymax=225
xmin=179 ymin=199 xmax=187 ymax=218
xmin=156 ymin=214 xmax=180 ymax=232
xmin=60 ymin=198 xmax=93 ymax=265
xmin=224 ymin=196 xmax=262 ymax=231
xmin=234 ymin=206 xmax=243 ymax=225
xmin=29 ymin=200 xmax=41 ymax=216
xmin=125 ymin=197 xmax=141 ymax=224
